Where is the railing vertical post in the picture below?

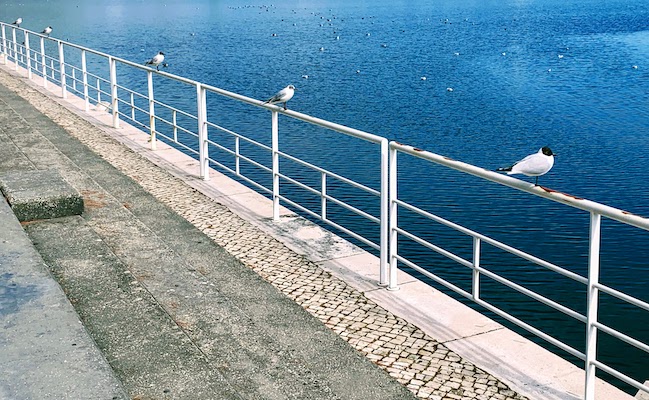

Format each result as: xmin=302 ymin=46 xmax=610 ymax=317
xmin=108 ymin=56 xmax=119 ymax=128
xmin=472 ymin=237 xmax=481 ymax=300
xmin=387 ymin=143 xmax=399 ymax=291
xmin=24 ymin=32 xmax=31 ymax=79
xmin=40 ymin=37 xmax=47 ymax=88
xmin=172 ymin=110 xmax=177 ymax=142
xmin=130 ymin=92 xmax=135 ymax=120
xmin=97 ymin=78 xmax=101 ymax=104
xmin=1 ymin=25 xmax=6 ymax=65
xmin=321 ymin=172 xmax=327 ymax=220
xmin=235 ymin=137 xmax=240 ymax=175
xmin=380 ymin=138 xmax=389 ymax=287
xmin=196 ymin=83 xmax=209 ymax=180
xmin=271 ymin=110 xmax=280 ymax=221
xmin=72 ymin=68 xmax=77 ymax=92
xmin=81 ymin=50 xmax=88 ymax=111
xmin=147 ymin=71 xmax=156 ymax=150
xmin=585 ymin=212 xmax=601 ymax=400
xmin=12 ymin=28 xmax=17 ymax=71
xmin=58 ymin=41 xmax=66 ymax=98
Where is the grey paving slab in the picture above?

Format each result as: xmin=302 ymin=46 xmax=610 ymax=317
xmin=0 ymin=196 xmax=127 ymax=400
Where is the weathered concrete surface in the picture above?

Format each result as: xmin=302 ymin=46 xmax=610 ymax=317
xmin=0 ymin=196 xmax=127 ymax=400
xmin=0 ymin=169 xmax=83 ymax=221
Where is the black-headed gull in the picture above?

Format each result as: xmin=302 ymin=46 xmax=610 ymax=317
xmin=12 ymin=18 xmax=22 ymax=27
xmin=41 ymin=26 xmax=52 ymax=36
xmin=145 ymin=51 xmax=165 ymax=71
xmin=264 ymin=85 xmax=296 ymax=110
xmin=497 ymin=146 xmax=556 ymax=186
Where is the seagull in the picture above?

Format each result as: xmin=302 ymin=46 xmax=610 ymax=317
xmin=12 ymin=18 xmax=22 ymax=27
xmin=145 ymin=51 xmax=165 ymax=71
xmin=497 ymin=146 xmax=556 ymax=186
xmin=41 ymin=26 xmax=53 ymax=36
xmin=264 ymin=85 xmax=296 ymax=110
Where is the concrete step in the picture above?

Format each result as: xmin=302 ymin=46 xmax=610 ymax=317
xmin=0 ymin=195 xmax=127 ymax=400
xmin=0 ymin=169 xmax=83 ymax=221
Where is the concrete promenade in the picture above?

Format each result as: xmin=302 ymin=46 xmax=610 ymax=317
xmin=0 ymin=63 xmax=635 ymax=400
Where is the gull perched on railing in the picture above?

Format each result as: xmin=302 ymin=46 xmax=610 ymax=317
xmin=145 ymin=51 xmax=165 ymax=71
xmin=41 ymin=26 xmax=53 ymax=36
xmin=11 ymin=17 xmax=22 ymax=27
xmin=264 ymin=85 xmax=296 ymax=110
xmin=497 ymin=146 xmax=556 ymax=186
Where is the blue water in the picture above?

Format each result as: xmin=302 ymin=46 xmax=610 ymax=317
xmin=3 ymin=0 xmax=649 ymax=393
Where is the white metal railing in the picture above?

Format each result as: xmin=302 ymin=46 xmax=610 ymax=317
xmin=1 ymin=22 xmax=648 ymax=400
xmin=0 ymin=23 xmax=389 ymax=286
xmin=389 ymin=142 xmax=649 ymax=399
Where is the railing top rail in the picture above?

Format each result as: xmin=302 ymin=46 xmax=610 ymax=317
xmin=390 ymin=141 xmax=649 ymax=231
xmin=0 ymin=22 xmax=386 ymax=146
xmin=200 ymin=83 xmax=387 ymax=144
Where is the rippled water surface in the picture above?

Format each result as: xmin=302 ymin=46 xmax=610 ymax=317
xmin=3 ymin=0 xmax=648 ymax=392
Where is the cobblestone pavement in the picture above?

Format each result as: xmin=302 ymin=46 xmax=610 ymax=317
xmin=0 ymin=68 xmax=527 ymax=400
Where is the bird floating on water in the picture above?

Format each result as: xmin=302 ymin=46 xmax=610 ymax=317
xmin=497 ymin=146 xmax=556 ymax=186
xmin=12 ymin=17 xmax=22 ymax=27
xmin=145 ymin=52 xmax=165 ymax=71
xmin=264 ymin=85 xmax=296 ymax=110
xmin=42 ymin=26 xmax=53 ymax=36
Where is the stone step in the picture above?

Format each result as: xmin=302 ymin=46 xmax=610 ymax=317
xmin=0 ymin=169 xmax=83 ymax=221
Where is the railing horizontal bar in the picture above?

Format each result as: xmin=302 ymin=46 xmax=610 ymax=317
xmin=391 ymin=142 xmax=649 ymax=231
xmin=321 ymin=192 xmax=380 ymax=224
xmin=394 ymin=226 xmax=474 ymax=269
xmin=155 ymin=133 xmax=198 ymax=155
xmin=594 ymin=283 xmax=649 ymax=313
xmin=275 ymin=172 xmax=380 ymax=224
xmin=197 ymin=88 xmax=387 ymax=145
xmin=206 ymin=157 xmax=272 ymax=194
xmin=162 ymin=121 xmax=196 ymax=138
xmin=475 ymin=298 xmax=586 ymax=360
xmin=277 ymin=150 xmax=380 ymax=197
xmin=394 ymin=198 xmax=588 ymax=285
xmin=85 ymin=71 xmax=110 ymax=83
xmin=476 ymin=266 xmax=587 ymax=323
xmin=115 ymin=85 xmax=148 ymax=100
xmin=395 ymin=254 xmax=473 ymax=299
xmin=204 ymin=121 xmax=271 ymax=151
xmin=394 ymin=253 xmax=586 ymax=360
xmin=276 ymin=173 xmax=321 ymax=196
xmin=322 ymin=217 xmax=380 ymax=250
xmin=592 ymin=360 xmax=649 ymax=395
xmin=149 ymin=113 xmax=196 ymax=138
xmin=233 ymin=154 xmax=272 ymax=174
xmin=127 ymin=104 xmax=149 ymax=115
xmin=593 ymin=322 xmax=649 ymax=354
xmin=153 ymin=100 xmax=198 ymax=120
